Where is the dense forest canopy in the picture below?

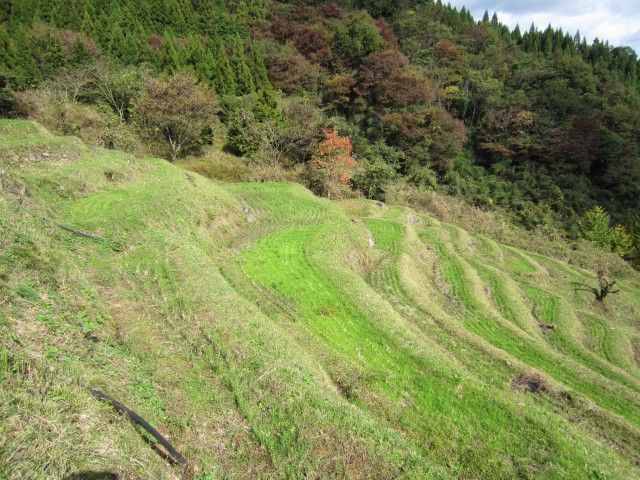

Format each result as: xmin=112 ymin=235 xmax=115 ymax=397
xmin=1 ymin=0 xmax=639 ymax=259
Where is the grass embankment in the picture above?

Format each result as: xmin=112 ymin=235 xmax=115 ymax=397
xmin=1 ymin=120 xmax=640 ymax=479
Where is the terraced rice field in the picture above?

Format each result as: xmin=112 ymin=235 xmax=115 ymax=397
xmin=2 ymin=120 xmax=640 ymax=479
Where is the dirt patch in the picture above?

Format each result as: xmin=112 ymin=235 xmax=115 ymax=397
xmin=330 ymin=375 xmax=358 ymax=401
xmin=632 ymin=340 xmax=640 ymax=369
xmin=509 ymin=373 xmax=549 ymax=394
xmin=468 ymin=239 xmax=477 ymax=256
xmin=104 ymin=169 xmax=126 ymax=182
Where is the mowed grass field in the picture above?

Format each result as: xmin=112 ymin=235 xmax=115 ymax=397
xmin=1 ymin=120 xmax=639 ymax=479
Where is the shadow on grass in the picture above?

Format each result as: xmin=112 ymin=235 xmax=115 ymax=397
xmin=571 ymin=280 xmax=598 ymax=297
xmin=63 ymin=472 xmax=118 ymax=480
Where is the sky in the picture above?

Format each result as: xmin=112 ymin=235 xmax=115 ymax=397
xmin=446 ymin=0 xmax=640 ymax=54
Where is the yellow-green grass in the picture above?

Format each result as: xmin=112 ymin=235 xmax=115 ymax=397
xmin=238 ymin=207 xmax=631 ymax=477
xmin=430 ymin=240 xmax=640 ymax=421
xmin=2 ymin=120 xmax=640 ymax=479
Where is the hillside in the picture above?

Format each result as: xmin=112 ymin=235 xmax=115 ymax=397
xmin=2 ymin=0 xmax=640 ymax=245
xmin=1 ymin=120 xmax=640 ymax=479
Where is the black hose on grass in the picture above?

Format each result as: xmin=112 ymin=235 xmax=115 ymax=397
xmin=2 ymin=350 xmax=185 ymax=467
xmin=89 ymin=388 xmax=187 ymax=467
xmin=54 ymin=223 xmax=123 ymax=251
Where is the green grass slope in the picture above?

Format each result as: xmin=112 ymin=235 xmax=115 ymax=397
xmin=1 ymin=120 xmax=639 ymax=479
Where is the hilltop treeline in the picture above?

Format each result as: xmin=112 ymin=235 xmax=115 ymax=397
xmin=1 ymin=0 xmax=639 ymax=253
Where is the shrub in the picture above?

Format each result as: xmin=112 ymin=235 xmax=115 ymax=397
xmin=578 ymin=206 xmax=612 ymax=251
xmin=180 ymin=152 xmax=252 ymax=182
xmin=352 ymin=157 xmax=397 ymax=200
xmin=611 ymin=224 xmax=634 ymax=256
xmin=134 ymin=73 xmax=218 ymax=160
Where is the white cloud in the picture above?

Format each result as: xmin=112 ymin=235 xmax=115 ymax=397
xmin=446 ymin=0 xmax=640 ymax=53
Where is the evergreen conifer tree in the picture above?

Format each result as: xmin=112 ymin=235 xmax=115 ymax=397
xmin=70 ymin=1 xmax=84 ymax=27
xmin=247 ymin=44 xmax=270 ymax=91
xmin=611 ymin=224 xmax=634 ymax=255
xmin=9 ymin=0 xmax=38 ymax=25
xmin=122 ymin=34 xmax=143 ymax=65
xmin=13 ymin=46 xmax=41 ymax=89
xmin=579 ymin=206 xmax=613 ymax=251
xmin=563 ymin=33 xmax=575 ymax=55
xmin=177 ymin=0 xmax=196 ymax=33
xmin=161 ymin=35 xmax=186 ymax=73
xmin=253 ymin=87 xmax=282 ymax=123
xmin=69 ymin=40 xmax=95 ymax=66
xmin=129 ymin=0 xmax=154 ymax=31
xmin=187 ymin=37 xmax=215 ymax=83
xmin=118 ymin=5 xmax=139 ymax=34
xmin=543 ymin=25 xmax=554 ymax=57
xmin=513 ymin=24 xmax=522 ymax=44
xmin=108 ymin=24 xmax=127 ymax=60
xmin=37 ymin=0 xmax=56 ymax=24
xmin=0 ymin=2 xmax=9 ymax=23
xmin=231 ymin=43 xmax=255 ymax=95
xmin=0 ymin=27 xmax=13 ymax=69
xmin=201 ymin=50 xmax=218 ymax=84
xmin=42 ymin=34 xmax=66 ymax=75
xmin=574 ymin=31 xmax=581 ymax=48
xmin=211 ymin=42 xmax=236 ymax=96
xmin=80 ymin=8 xmax=96 ymax=36
xmin=580 ymin=38 xmax=588 ymax=59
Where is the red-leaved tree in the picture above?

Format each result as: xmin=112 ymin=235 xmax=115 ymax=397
xmin=308 ymin=128 xmax=356 ymax=198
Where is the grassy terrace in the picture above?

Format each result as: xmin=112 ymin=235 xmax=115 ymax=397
xmin=1 ymin=120 xmax=639 ymax=479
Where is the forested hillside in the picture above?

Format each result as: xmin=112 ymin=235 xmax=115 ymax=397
xmin=1 ymin=0 xmax=639 ymax=253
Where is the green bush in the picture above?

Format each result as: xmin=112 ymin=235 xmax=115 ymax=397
xmin=579 ymin=206 xmax=613 ymax=251
xmin=611 ymin=224 xmax=634 ymax=256
xmin=352 ymin=157 xmax=397 ymax=200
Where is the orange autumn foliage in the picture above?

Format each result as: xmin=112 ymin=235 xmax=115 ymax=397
xmin=309 ymin=128 xmax=357 ymax=197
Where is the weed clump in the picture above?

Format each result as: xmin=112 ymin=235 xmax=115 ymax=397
xmin=509 ymin=373 xmax=549 ymax=394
